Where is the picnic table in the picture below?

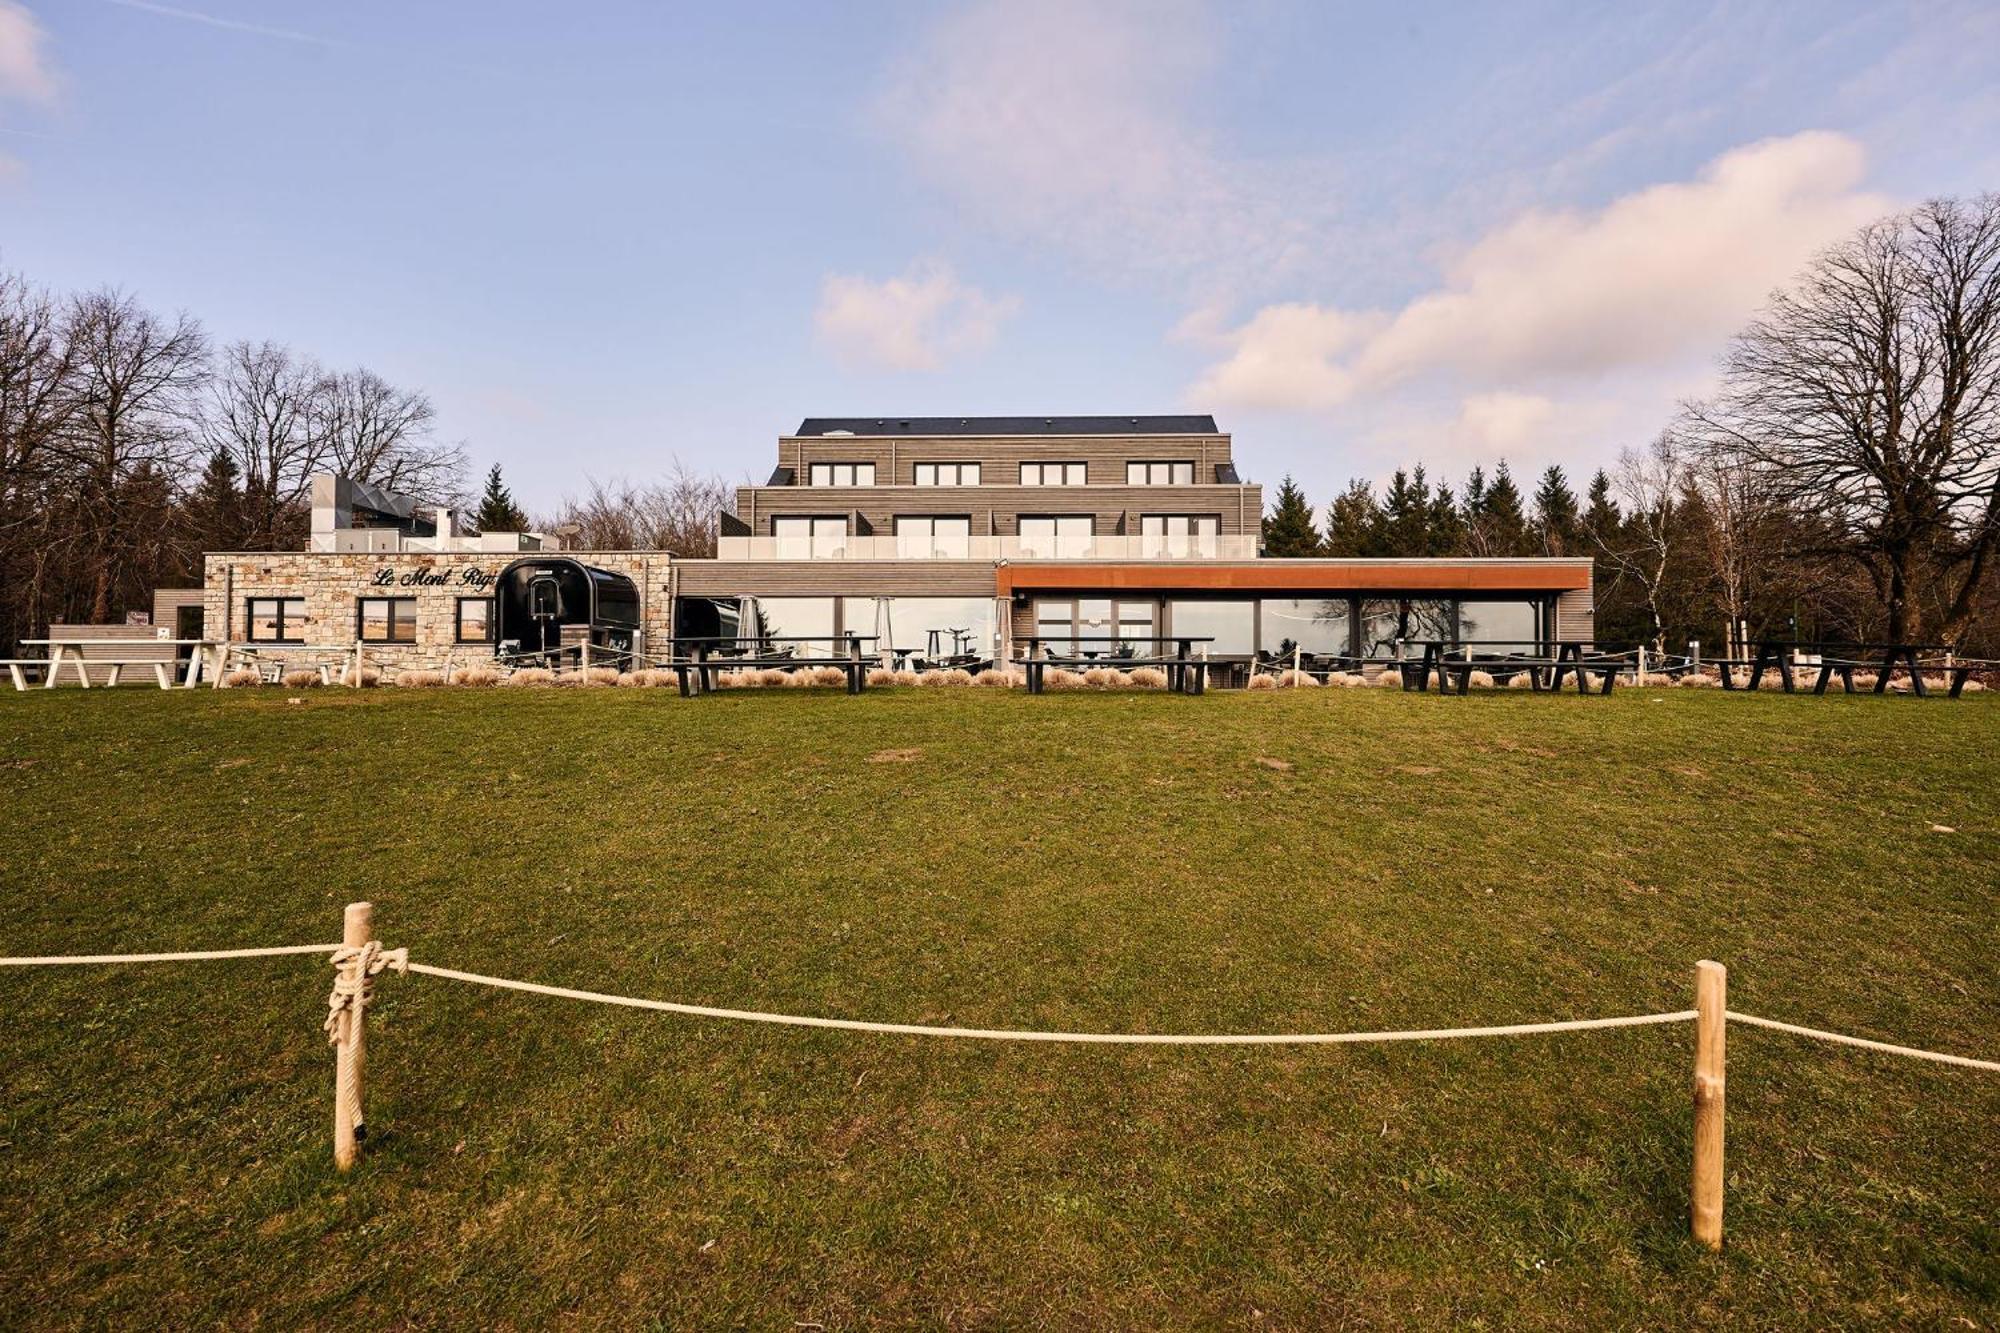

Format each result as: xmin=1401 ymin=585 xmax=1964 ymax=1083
xmin=1018 ymin=635 xmax=1212 ymax=695
xmin=1722 ymin=641 xmax=1975 ymax=698
xmin=1404 ymin=640 xmax=1623 ymax=695
xmin=666 ymin=635 xmax=879 ymax=697
xmin=14 ymin=638 xmax=227 ymax=691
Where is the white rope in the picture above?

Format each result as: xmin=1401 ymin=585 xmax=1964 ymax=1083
xmin=1728 ymin=1011 xmax=2000 ymax=1072
xmin=0 ymin=943 xmax=338 ymax=966
xmin=323 ymin=941 xmax=409 ymax=1045
xmin=405 ymin=962 xmax=1695 ymax=1045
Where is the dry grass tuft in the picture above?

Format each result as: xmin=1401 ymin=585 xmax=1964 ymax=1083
xmin=1466 ymin=670 xmax=1497 ymax=689
xmin=1041 ymin=668 xmax=1088 ymax=690
xmin=1246 ymin=673 xmax=1277 ymax=691
xmin=1677 ymin=672 xmax=1717 ymax=688
xmin=280 ymin=669 xmax=321 ymax=689
xmin=395 ymin=669 xmax=447 ymax=688
xmin=1128 ymin=666 xmax=1169 ymax=689
xmin=502 ymin=667 xmax=555 ymax=688
xmin=918 ymin=668 xmax=975 ymax=687
xmin=222 ymin=668 xmax=264 ymax=688
xmin=455 ymin=666 xmax=503 ymax=687
xmin=1372 ymin=667 xmax=1404 ymax=689
xmin=1273 ymin=669 xmax=1320 ymax=688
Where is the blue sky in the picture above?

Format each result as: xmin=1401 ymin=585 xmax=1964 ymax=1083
xmin=4 ymin=1 xmax=1997 ymax=511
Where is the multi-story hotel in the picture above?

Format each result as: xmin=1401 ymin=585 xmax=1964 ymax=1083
xmin=186 ymin=415 xmax=1594 ymax=684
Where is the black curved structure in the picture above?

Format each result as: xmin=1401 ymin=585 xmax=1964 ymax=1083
xmin=491 ymin=557 xmax=640 ymax=660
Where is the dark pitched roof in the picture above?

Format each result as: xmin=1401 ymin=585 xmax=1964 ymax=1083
xmin=794 ymin=415 xmax=1219 ymax=437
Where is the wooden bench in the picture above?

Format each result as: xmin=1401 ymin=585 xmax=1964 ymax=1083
xmin=672 ymin=636 xmax=878 ymax=697
xmin=1020 ymin=636 xmax=1213 ymax=695
xmin=1406 ymin=642 xmax=1620 ymax=695
xmin=3 ymin=660 xmax=49 ymax=691
xmin=29 ymin=656 xmax=176 ymax=689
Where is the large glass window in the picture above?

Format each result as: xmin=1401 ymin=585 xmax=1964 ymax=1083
xmin=843 ymin=596 xmax=996 ymax=662
xmin=1018 ymin=514 xmax=1093 ymax=557
xmin=1139 ymin=514 xmax=1219 ymax=557
xmin=1457 ymin=600 xmax=1541 ymax=653
xmin=894 ymin=515 xmax=972 ymax=558
xmin=1359 ymin=599 xmax=1455 ymax=656
xmin=808 ymin=462 xmax=875 ymax=487
xmin=751 ymin=596 xmax=837 ymax=656
xmin=358 ymin=597 xmax=417 ymax=644
xmin=1127 ymin=460 xmax=1195 ymax=485
xmin=772 ymin=516 xmax=848 ymax=559
xmin=1034 ymin=598 xmax=1076 ymax=654
xmin=455 ymin=597 xmax=493 ymax=643
xmin=247 ymin=597 xmax=306 ymax=643
xmin=1021 ymin=461 xmax=1087 ymax=485
xmin=1259 ymin=599 xmax=1351 ymax=657
xmin=1068 ymin=598 xmax=1156 ymax=655
xmin=1167 ymin=600 xmax=1255 ymax=656
xmin=913 ymin=462 xmax=980 ymax=486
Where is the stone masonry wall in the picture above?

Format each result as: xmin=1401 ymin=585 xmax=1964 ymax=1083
xmin=202 ymin=550 xmax=676 ymax=673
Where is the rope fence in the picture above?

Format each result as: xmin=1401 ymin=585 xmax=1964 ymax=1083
xmin=5 ymin=904 xmax=1997 ymax=1250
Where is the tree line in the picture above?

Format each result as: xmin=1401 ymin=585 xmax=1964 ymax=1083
xmin=1262 ymin=195 xmax=2000 ymax=655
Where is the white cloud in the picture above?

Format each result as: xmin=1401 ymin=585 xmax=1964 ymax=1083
xmin=0 ymin=1 xmax=56 ymax=103
xmin=1190 ymin=132 xmax=1892 ymax=411
xmin=874 ymin=0 xmax=1327 ymax=294
xmin=814 ymin=260 xmax=1019 ymax=372
xmin=1454 ymin=392 xmax=1558 ymax=454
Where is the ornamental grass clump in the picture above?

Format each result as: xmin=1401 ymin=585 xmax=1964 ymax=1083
xmin=918 ymin=667 xmax=975 ymax=687
xmin=280 ymin=669 xmax=321 ymax=689
xmin=335 ymin=664 xmax=381 ymax=687
xmin=972 ymin=668 xmax=1023 ymax=688
xmin=1273 ymin=669 xmax=1319 ymax=688
xmin=1676 ymin=672 xmax=1717 ymax=688
xmin=1245 ymin=672 xmax=1277 ymax=690
xmin=222 ymin=667 xmax=263 ymax=688
xmin=502 ymin=667 xmax=555 ymax=687
xmin=1127 ymin=666 xmax=1169 ymax=689
xmin=1371 ymin=667 xmax=1404 ymax=689
xmin=1466 ymin=669 xmax=1497 ymax=689
xmin=455 ymin=665 xmax=503 ymax=687
xmin=1042 ymin=667 xmax=1088 ymax=690
xmin=395 ymin=669 xmax=446 ymax=688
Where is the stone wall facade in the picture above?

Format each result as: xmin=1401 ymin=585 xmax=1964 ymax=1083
xmin=202 ymin=550 xmax=676 ymax=673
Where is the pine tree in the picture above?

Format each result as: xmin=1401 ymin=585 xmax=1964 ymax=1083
xmin=474 ymin=464 xmax=528 ymax=533
xmin=184 ymin=448 xmax=247 ymax=552
xmin=1533 ymin=464 xmax=1582 ymax=555
xmin=1261 ymin=475 xmax=1322 ymax=557
xmin=1323 ymin=479 xmax=1382 ymax=556
xmin=1379 ymin=467 xmax=1434 ymax=556
xmin=1478 ymin=462 xmax=1531 ymax=555
xmin=1583 ymin=469 xmax=1622 ymax=551
xmin=1427 ymin=481 xmax=1466 ymax=555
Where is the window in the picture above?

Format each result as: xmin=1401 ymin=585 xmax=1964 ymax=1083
xmin=357 ymin=597 xmax=417 ymax=644
xmin=1456 ymin=600 xmax=1542 ymax=653
xmin=1139 ymin=514 xmax=1219 ymax=556
xmin=1127 ymin=460 xmax=1195 ymax=485
xmin=913 ymin=462 xmax=981 ymax=486
xmin=247 ymin=597 xmax=306 ymax=643
xmin=1021 ymin=461 xmax=1087 ymax=486
xmin=1259 ymin=599 xmax=1351 ymax=657
xmin=808 ymin=462 xmax=875 ymax=487
xmin=1360 ymin=598 xmax=1455 ymax=656
xmin=750 ymin=596 xmax=837 ymax=656
xmin=841 ymin=596 xmax=996 ymax=662
xmin=894 ymin=515 xmax=972 ymax=558
xmin=772 ymin=516 xmax=849 ymax=558
xmin=1167 ymin=600 xmax=1255 ymax=656
xmin=1017 ymin=514 xmax=1093 ymax=557
xmin=455 ymin=597 xmax=493 ymax=643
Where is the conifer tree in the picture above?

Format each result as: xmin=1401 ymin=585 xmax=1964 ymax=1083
xmin=1477 ymin=462 xmax=1531 ymax=555
xmin=474 ymin=463 xmax=528 ymax=533
xmin=1261 ymin=475 xmax=1322 ymax=556
xmin=184 ymin=448 xmax=247 ymax=552
xmin=1323 ymin=479 xmax=1382 ymax=556
xmin=1533 ymin=464 xmax=1583 ymax=555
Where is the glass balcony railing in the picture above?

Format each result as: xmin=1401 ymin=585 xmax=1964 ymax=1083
xmin=715 ymin=533 xmax=1260 ymax=561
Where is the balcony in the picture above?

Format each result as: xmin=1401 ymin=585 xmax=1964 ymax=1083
xmin=714 ymin=533 xmax=1261 ymax=561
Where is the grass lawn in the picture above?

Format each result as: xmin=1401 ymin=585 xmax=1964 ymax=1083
xmin=1 ymin=685 xmax=1996 ymax=1329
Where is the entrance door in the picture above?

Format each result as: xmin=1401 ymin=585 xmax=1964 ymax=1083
xmin=174 ymin=604 xmax=204 ymax=671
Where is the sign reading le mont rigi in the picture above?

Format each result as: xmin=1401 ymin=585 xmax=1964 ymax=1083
xmin=370 ymin=567 xmax=497 ymax=591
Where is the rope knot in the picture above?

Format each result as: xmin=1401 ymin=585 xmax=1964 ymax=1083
xmin=324 ymin=940 xmax=407 ymax=1045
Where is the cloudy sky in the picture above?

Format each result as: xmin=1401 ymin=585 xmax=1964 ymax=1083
xmin=4 ymin=1 xmax=1998 ymax=507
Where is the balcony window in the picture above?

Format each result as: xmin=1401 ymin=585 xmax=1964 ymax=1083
xmin=1127 ymin=461 xmax=1194 ymax=485
xmin=1018 ymin=515 xmax=1093 ymax=558
xmin=913 ymin=462 xmax=981 ymax=486
xmin=894 ymin=515 xmax=972 ymax=558
xmin=1259 ymin=599 xmax=1351 ymax=657
xmin=772 ymin=516 xmax=849 ymax=559
xmin=808 ymin=462 xmax=875 ymax=487
xmin=357 ymin=596 xmax=418 ymax=644
xmin=1139 ymin=514 xmax=1219 ymax=556
xmin=1021 ymin=461 xmax=1087 ymax=485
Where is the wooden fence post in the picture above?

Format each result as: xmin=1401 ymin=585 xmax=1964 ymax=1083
xmin=350 ymin=639 xmax=364 ymax=688
xmin=334 ymin=901 xmax=373 ymax=1171
xmin=1692 ymin=959 xmax=1727 ymax=1250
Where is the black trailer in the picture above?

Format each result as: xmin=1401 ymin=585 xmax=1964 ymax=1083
xmin=492 ymin=557 xmax=640 ymax=662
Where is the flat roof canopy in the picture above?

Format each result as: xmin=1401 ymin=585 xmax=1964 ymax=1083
xmin=995 ymin=560 xmax=1591 ymax=596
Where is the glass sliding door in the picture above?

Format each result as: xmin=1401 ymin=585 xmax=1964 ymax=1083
xmin=1258 ymin=598 xmax=1351 ymax=657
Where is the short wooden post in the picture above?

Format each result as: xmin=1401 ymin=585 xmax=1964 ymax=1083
xmin=1691 ymin=959 xmax=1726 ymax=1250
xmin=350 ymin=639 xmax=364 ymax=688
xmin=1292 ymin=643 xmax=1302 ymax=686
xmin=334 ymin=900 xmax=373 ymax=1171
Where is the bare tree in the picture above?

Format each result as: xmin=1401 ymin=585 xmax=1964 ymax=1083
xmin=1692 ymin=195 xmax=2000 ymax=643
xmin=0 ymin=274 xmax=84 ymax=651
xmin=202 ymin=340 xmax=322 ymax=550
xmin=1592 ymin=431 xmax=1685 ymax=652
xmin=61 ymin=290 xmax=209 ymax=622
xmin=312 ymin=367 xmax=464 ymax=503
xmin=539 ymin=463 xmax=734 ymax=555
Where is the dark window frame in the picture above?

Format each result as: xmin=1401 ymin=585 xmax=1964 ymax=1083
xmin=807 ymin=461 xmax=876 ymax=487
xmin=246 ymin=596 xmax=307 ymax=644
xmin=1126 ymin=460 xmax=1196 ymax=485
xmin=912 ymin=461 xmax=982 ymax=486
xmin=1020 ymin=461 xmax=1087 ymax=486
xmin=356 ymin=595 xmax=419 ymax=645
xmin=454 ymin=596 xmax=494 ymax=644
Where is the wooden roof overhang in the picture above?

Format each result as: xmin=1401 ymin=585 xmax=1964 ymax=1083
xmin=995 ymin=561 xmax=1591 ymax=597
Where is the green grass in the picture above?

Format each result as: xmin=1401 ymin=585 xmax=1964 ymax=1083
xmin=1 ymin=685 xmax=1996 ymax=1330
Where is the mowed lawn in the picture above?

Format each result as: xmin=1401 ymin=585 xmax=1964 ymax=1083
xmin=1 ymin=686 xmax=1995 ymax=1330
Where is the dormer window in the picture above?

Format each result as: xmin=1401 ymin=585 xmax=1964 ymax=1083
xmin=808 ymin=462 xmax=875 ymax=487
xmin=1128 ymin=461 xmax=1195 ymax=485
xmin=914 ymin=462 xmax=981 ymax=486
xmin=1021 ymin=461 xmax=1087 ymax=485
